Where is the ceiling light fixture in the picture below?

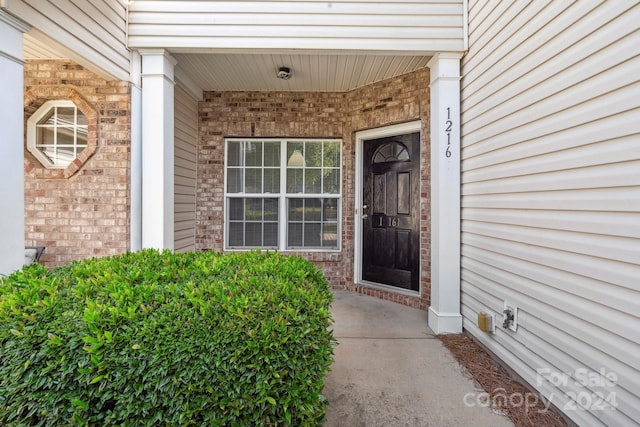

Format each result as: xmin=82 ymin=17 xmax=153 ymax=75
xmin=277 ymin=67 xmax=292 ymax=80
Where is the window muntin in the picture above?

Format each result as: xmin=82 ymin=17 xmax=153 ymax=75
xmin=228 ymin=198 xmax=279 ymax=248
xmin=225 ymin=139 xmax=341 ymax=251
xmin=27 ymin=100 xmax=88 ymax=168
xmin=287 ymin=198 xmax=338 ymax=248
xmin=227 ymin=141 xmax=281 ymax=194
xmin=286 ymin=140 xmax=341 ymax=194
xmin=372 ymin=141 xmax=410 ymax=163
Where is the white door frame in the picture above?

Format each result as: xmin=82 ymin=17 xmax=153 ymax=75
xmin=353 ymin=121 xmax=422 ymax=293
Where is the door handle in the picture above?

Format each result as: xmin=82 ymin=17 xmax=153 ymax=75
xmin=362 ymin=214 xmax=368 ymax=219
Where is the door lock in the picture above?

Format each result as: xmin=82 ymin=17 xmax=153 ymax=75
xmin=362 ymin=204 xmax=368 ymax=219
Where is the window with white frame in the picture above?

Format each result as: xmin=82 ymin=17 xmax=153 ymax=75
xmin=225 ymin=139 xmax=341 ymax=250
xmin=27 ymin=100 xmax=88 ymax=168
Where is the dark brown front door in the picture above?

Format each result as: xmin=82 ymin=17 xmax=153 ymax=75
xmin=362 ymin=132 xmax=420 ymax=291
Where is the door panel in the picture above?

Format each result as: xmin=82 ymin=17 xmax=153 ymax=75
xmin=373 ymin=228 xmax=392 ymax=267
xmin=395 ymin=230 xmax=410 ymax=270
xmin=362 ymin=132 xmax=420 ymax=291
xmin=373 ymin=174 xmax=386 ymax=213
xmin=397 ymin=172 xmax=411 ymax=215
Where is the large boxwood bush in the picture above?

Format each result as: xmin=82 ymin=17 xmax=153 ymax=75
xmin=0 ymin=250 xmax=334 ymax=426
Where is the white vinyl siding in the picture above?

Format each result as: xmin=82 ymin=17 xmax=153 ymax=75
xmin=7 ymin=0 xmax=129 ymax=80
xmin=461 ymin=1 xmax=640 ymax=427
xmin=174 ymin=85 xmax=198 ymax=252
xmin=128 ymin=1 xmax=465 ymax=53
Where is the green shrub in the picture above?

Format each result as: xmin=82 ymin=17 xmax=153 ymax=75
xmin=0 ymin=250 xmax=334 ymax=426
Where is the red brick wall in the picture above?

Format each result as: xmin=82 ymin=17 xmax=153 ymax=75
xmin=23 ymin=61 xmax=131 ymax=267
xmin=346 ymin=69 xmax=431 ymax=308
xmin=198 ymin=68 xmax=431 ymax=308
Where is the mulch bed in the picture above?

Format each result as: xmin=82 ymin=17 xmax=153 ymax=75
xmin=439 ymin=333 xmax=567 ymax=427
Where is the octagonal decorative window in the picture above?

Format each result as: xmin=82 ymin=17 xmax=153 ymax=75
xmin=27 ymin=100 xmax=89 ymax=168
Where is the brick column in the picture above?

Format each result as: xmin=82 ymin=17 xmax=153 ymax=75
xmin=140 ymin=49 xmax=176 ymax=250
xmin=427 ymin=53 xmax=464 ymax=334
xmin=0 ymin=11 xmax=30 ymax=274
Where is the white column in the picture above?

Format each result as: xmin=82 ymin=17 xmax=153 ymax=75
xmin=130 ymin=51 xmax=142 ymax=252
xmin=0 ymin=11 xmax=30 ymax=275
xmin=140 ymin=49 xmax=176 ymax=250
xmin=427 ymin=53 xmax=464 ymax=334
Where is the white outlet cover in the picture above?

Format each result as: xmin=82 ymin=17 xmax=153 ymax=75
xmin=488 ymin=312 xmax=496 ymax=333
xmin=503 ymin=301 xmax=518 ymax=332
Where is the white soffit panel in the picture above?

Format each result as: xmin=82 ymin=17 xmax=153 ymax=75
xmin=23 ymin=32 xmax=69 ymax=60
xmin=173 ymin=53 xmax=430 ymax=92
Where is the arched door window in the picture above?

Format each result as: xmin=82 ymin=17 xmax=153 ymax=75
xmin=372 ymin=141 xmax=411 ymax=163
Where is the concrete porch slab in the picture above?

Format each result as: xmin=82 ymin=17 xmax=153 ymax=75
xmin=323 ymin=290 xmax=513 ymax=427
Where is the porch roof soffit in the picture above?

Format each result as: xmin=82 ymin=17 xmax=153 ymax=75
xmin=168 ymin=51 xmax=435 ymax=93
xmin=22 ymin=30 xmax=438 ymax=93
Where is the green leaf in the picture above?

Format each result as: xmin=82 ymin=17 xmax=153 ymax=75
xmin=89 ymin=375 xmax=105 ymax=384
xmin=71 ymin=398 xmax=89 ymax=411
xmin=82 ymin=336 xmax=98 ymax=345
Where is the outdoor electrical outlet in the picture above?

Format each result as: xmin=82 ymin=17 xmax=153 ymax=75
xmin=503 ymin=302 xmax=518 ymax=332
xmin=477 ymin=312 xmax=495 ymax=333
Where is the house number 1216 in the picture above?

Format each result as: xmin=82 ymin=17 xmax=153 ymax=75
xmin=445 ymin=107 xmax=453 ymax=158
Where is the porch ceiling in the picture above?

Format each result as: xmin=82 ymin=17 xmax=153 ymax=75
xmin=23 ymin=30 xmax=430 ymax=92
xmin=172 ymin=52 xmax=431 ymax=92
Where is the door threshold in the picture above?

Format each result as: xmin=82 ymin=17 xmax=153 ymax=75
xmin=358 ymin=280 xmax=420 ymax=297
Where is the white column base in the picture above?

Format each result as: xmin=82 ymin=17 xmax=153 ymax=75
xmin=428 ymin=307 xmax=463 ymax=335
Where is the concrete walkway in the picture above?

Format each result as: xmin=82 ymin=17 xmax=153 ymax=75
xmin=323 ymin=290 xmax=513 ymax=427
